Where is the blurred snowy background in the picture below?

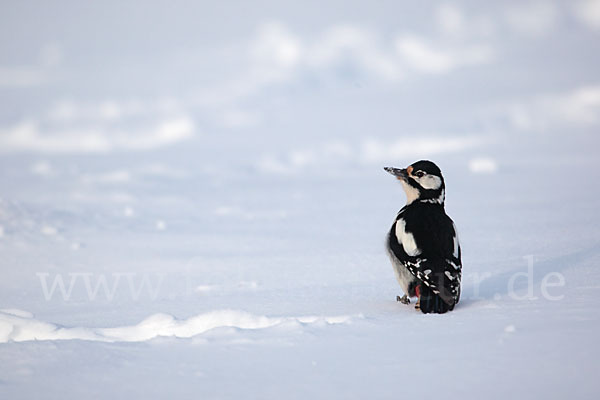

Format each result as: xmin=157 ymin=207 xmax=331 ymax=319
xmin=1 ymin=1 xmax=600 ymax=399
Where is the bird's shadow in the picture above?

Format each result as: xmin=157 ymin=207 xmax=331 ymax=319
xmin=458 ymin=243 xmax=600 ymax=307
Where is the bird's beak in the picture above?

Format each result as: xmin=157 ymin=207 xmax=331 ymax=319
xmin=384 ymin=167 xmax=408 ymax=181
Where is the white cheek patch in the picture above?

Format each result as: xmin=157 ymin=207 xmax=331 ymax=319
xmin=418 ymin=174 xmax=442 ymax=190
xmin=395 ymin=219 xmax=421 ymax=256
xmin=400 ymin=180 xmax=420 ymax=205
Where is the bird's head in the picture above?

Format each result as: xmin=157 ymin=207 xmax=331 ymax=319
xmin=384 ymin=160 xmax=445 ymax=205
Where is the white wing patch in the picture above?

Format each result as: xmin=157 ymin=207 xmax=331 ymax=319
xmin=395 ymin=218 xmax=421 ymax=256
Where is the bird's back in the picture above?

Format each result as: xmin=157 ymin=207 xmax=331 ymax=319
xmin=390 ymin=202 xmax=462 ymax=312
xmin=401 ymin=203 xmax=456 ymax=261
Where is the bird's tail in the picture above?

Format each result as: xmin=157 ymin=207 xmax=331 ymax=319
xmin=418 ymin=285 xmax=454 ymax=314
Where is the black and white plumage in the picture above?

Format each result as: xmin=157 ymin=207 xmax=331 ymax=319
xmin=384 ymin=160 xmax=462 ymax=314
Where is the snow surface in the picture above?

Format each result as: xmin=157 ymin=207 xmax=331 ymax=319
xmin=1 ymin=1 xmax=600 ymax=399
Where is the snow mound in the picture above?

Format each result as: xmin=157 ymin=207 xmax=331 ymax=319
xmin=0 ymin=309 xmax=353 ymax=343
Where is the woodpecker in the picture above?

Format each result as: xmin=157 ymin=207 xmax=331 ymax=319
xmin=384 ymin=160 xmax=462 ymax=314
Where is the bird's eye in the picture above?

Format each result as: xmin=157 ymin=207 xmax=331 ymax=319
xmin=414 ymin=171 xmax=425 ymax=178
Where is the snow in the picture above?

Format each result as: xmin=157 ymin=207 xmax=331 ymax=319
xmin=1 ymin=0 xmax=600 ymax=399
xmin=0 ymin=309 xmax=352 ymax=343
